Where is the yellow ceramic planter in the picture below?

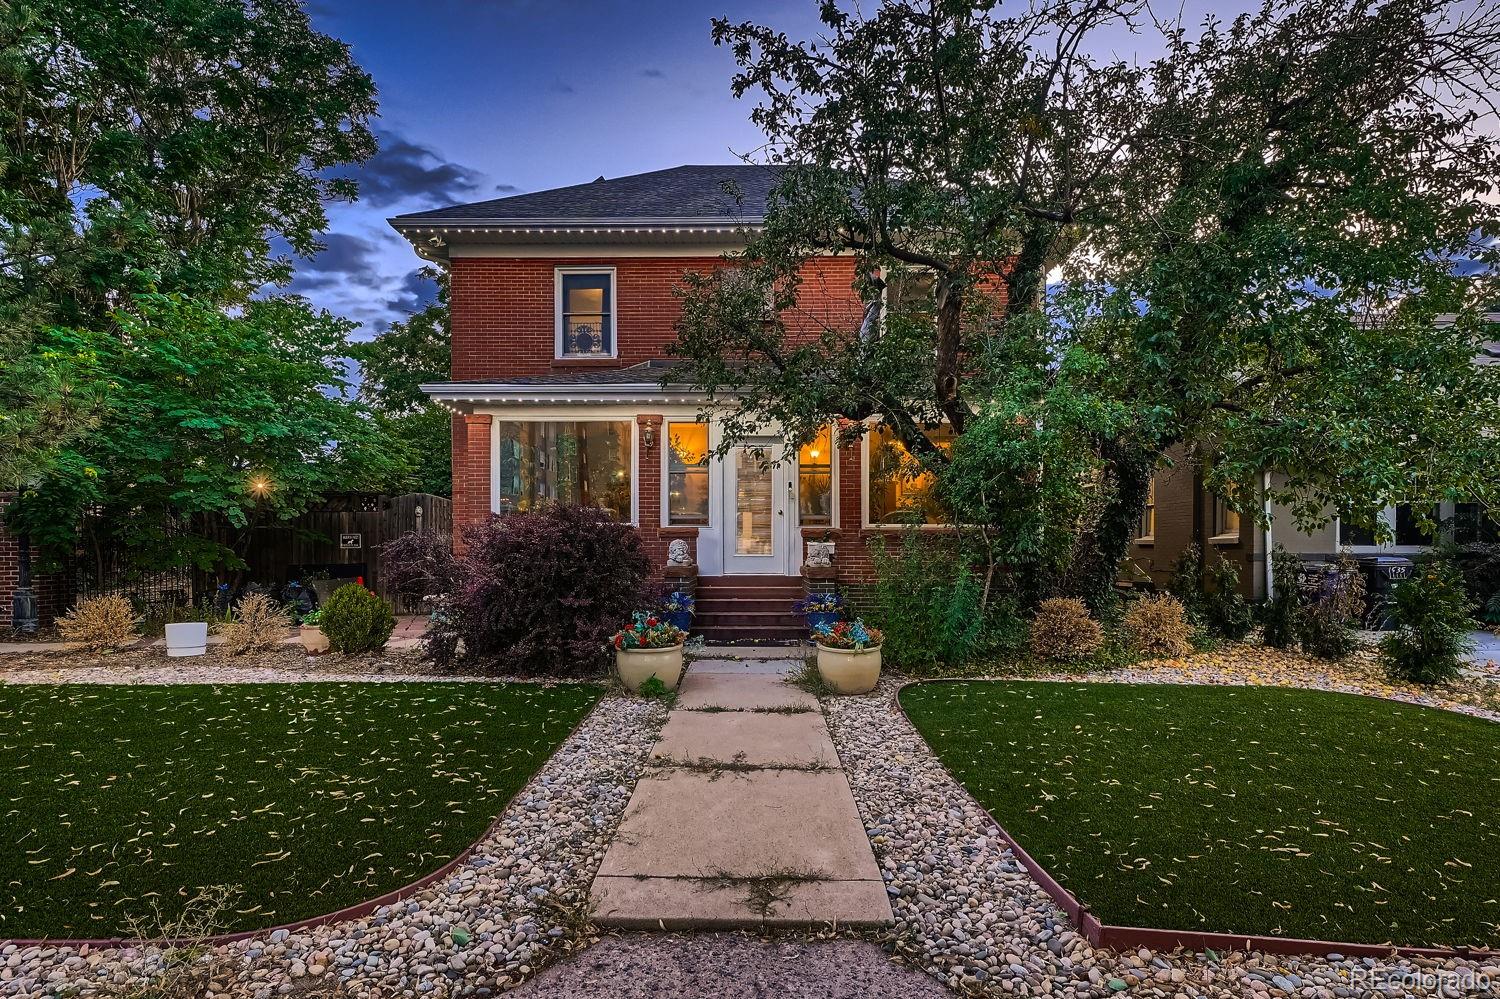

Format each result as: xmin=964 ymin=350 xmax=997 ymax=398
xmin=616 ymin=643 xmax=685 ymax=692
xmin=815 ymin=643 xmax=882 ymax=694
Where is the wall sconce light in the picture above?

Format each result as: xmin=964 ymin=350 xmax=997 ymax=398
xmin=642 ymin=424 xmax=656 ymax=449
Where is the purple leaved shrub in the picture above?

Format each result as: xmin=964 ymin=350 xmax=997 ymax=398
xmin=384 ymin=506 xmax=650 ymax=676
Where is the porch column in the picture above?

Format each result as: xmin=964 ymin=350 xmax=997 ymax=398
xmin=452 ymin=412 xmax=493 ymax=554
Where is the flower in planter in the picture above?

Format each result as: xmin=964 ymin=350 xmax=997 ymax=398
xmin=612 ymin=611 xmax=688 ymax=650
xmin=814 ymin=618 xmax=882 ymax=650
xmin=793 ymin=592 xmax=843 ymax=615
xmin=660 ymin=591 xmax=696 ymax=615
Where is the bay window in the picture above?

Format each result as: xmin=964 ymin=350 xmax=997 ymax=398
xmin=496 ymin=421 xmax=632 ymax=520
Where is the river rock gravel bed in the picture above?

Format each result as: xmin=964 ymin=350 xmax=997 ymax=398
xmin=1 ymin=693 xmax=667 ymax=998
xmin=823 ymin=678 xmax=1497 ymax=999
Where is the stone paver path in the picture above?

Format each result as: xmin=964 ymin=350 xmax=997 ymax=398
xmin=590 ymin=647 xmax=893 ymax=930
xmin=508 ymin=932 xmax=951 ymax=998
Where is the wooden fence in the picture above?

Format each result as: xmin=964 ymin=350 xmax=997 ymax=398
xmin=237 ymin=493 xmax=451 ymax=608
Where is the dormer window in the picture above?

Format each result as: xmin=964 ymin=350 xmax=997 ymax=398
xmin=556 ymin=267 xmax=616 ymax=358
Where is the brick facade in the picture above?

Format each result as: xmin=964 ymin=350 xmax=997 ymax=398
xmin=1124 ymin=446 xmax=1263 ymax=599
xmin=0 ymin=494 xmax=74 ymax=631
xmin=442 ymin=246 xmax=1020 ymax=588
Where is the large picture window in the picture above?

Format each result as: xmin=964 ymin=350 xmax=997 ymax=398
xmin=666 ymin=422 xmax=710 ymax=525
xmin=496 ymin=421 xmax=631 ymax=520
xmin=867 ymin=423 xmax=952 ymax=525
xmin=798 ymin=427 xmax=833 ymax=526
xmin=556 ymin=269 xmax=614 ymax=357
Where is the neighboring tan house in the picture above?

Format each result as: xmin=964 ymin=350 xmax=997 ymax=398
xmin=1127 ymin=320 xmax=1500 ymax=601
xmin=389 ymin=165 xmax=989 ymax=637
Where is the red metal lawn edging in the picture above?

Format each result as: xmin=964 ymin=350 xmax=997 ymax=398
xmin=1 ymin=685 xmax=611 ymax=952
xmin=894 ymin=678 xmax=1497 ymax=963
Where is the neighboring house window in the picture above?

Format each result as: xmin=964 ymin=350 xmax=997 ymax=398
xmin=556 ymin=268 xmax=615 ymax=357
xmin=1138 ymin=477 xmax=1156 ymax=541
xmin=1394 ymin=503 xmax=1435 ymax=546
xmin=1210 ymin=493 xmax=1240 ymax=541
xmin=1453 ymin=502 xmax=1499 ymax=544
xmin=867 ymin=423 xmax=952 ymax=525
xmin=666 ymin=422 xmax=710 ymax=526
xmin=496 ymin=421 xmax=632 ymax=520
xmin=798 ymin=427 xmax=833 ymax=526
xmin=1339 ymin=517 xmax=1378 ymax=546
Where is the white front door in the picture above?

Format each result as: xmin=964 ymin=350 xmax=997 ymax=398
xmin=722 ymin=441 xmax=789 ymax=574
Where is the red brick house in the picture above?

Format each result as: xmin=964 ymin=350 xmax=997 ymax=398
xmin=391 ymin=165 xmax=954 ymax=635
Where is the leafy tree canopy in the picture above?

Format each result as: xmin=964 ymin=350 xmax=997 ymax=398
xmin=345 ymin=267 xmax=452 ymax=496
xmin=9 ymin=293 xmax=400 ymax=575
xmin=673 ymin=0 xmax=1500 ymax=605
xmin=0 ymin=0 xmax=376 ymax=490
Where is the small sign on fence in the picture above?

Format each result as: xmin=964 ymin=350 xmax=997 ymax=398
xmin=340 ymin=533 xmax=363 ymax=550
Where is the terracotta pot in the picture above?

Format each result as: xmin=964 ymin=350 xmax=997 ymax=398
xmin=616 ymin=643 xmax=685 ymax=692
xmin=815 ymin=643 xmax=882 ymax=694
xmin=300 ymin=625 xmax=330 ymax=654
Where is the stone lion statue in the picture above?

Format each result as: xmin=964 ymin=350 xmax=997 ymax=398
xmin=667 ymin=538 xmax=693 ymax=565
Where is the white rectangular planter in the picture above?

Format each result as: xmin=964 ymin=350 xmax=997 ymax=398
xmin=164 ymin=621 xmax=209 ymax=658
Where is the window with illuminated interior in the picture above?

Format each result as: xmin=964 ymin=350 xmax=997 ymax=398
xmin=496 ymin=421 xmax=631 ymax=520
xmin=797 ymin=427 xmax=833 ymax=525
xmin=666 ymin=422 xmax=710 ymax=525
xmin=556 ymin=269 xmax=614 ymax=357
xmin=867 ymin=423 xmax=952 ymax=525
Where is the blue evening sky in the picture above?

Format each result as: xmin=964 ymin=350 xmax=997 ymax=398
xmin=291 ymin=1 xmax=1230 ymax=340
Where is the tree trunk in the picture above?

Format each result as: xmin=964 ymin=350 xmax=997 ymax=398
xmin=1070 ymin=437 xmax=1156 ymax=611
xmin=933 ymin=276 xmax=968 ymax=433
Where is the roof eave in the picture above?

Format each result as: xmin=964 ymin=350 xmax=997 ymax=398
xmin=421 ymin=381 xmax=724 ymax=406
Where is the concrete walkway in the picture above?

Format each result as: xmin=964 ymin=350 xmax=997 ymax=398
xmin=590 ymin=647 xmax=893 ymax=930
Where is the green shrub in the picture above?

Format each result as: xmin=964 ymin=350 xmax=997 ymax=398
xmin=1167 ymin=543 xmax=1206 ymax=622
xmin=1298 ymin=556 xmax=1365 ymax=660
xmin=1380 ymin=561 xmax=1474 ymax=685
xmin=1260 ymin=546 xmax=1303 ymax=650
xmin=1203 ymin=558 xmax=1253 ymax=640
xmin=1029 ymin=597 xmax=1103 ymax=662
xmin=1121 ymin=593 xmax=1193 ymax=658
xmin=319 ymin=584 xmax=395 ymax=654
xmin=866 ymin=532 xmax=1000 ymax=672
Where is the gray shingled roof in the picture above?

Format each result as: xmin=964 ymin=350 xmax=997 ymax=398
xmin=392 ymin=165 xmax=782 ymax=224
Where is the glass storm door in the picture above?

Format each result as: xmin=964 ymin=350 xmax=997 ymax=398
xmin=722 ymin=442 xmax=787 ymax=574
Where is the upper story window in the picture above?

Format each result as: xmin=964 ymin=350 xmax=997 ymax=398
xmin=556 ymin=268 xmax=615 ymax=358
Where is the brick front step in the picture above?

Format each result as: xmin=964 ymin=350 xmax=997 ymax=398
xmin=695 ymin=596 xmax=799 ymax=615
xmin=694 ymin=624 xmax=809 ymax=642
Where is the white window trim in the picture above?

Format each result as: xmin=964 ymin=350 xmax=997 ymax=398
xmin=490 ymin=415 xmax=638 ymax=525
xmin=795 ymin=425 xmax=839 ymax=532
xmin=1334 ymin=504 xmax=1437 ymax=555
xmin=554 ymin=266 xmax=618 ymax=360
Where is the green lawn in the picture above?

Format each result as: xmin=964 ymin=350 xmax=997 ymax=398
xmin=1 ymin=682 xmax=602 ymax=938
xmin=900 ymin=681 xmax=1499 ymax=949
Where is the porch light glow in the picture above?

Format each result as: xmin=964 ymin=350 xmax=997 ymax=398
xmin=249 ymin=476 xmax=273 ymax=496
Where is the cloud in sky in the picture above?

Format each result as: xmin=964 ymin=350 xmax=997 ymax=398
xmin=286 ymin=233 xmax=386 ymax=294
xmin=640 ymin=67 xmax=665 ymax=78
xmin=327 ymin=128 xmax=489 ymax=210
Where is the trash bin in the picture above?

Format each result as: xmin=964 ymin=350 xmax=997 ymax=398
xmin=1351 ymin=554 xmax=1415 ymax=630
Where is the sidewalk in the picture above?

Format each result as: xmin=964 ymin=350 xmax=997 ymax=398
xmin=0 ymin=614 xmax=428 ymax=656
xmin=590 ymin=647 xmax=893 ymax=929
